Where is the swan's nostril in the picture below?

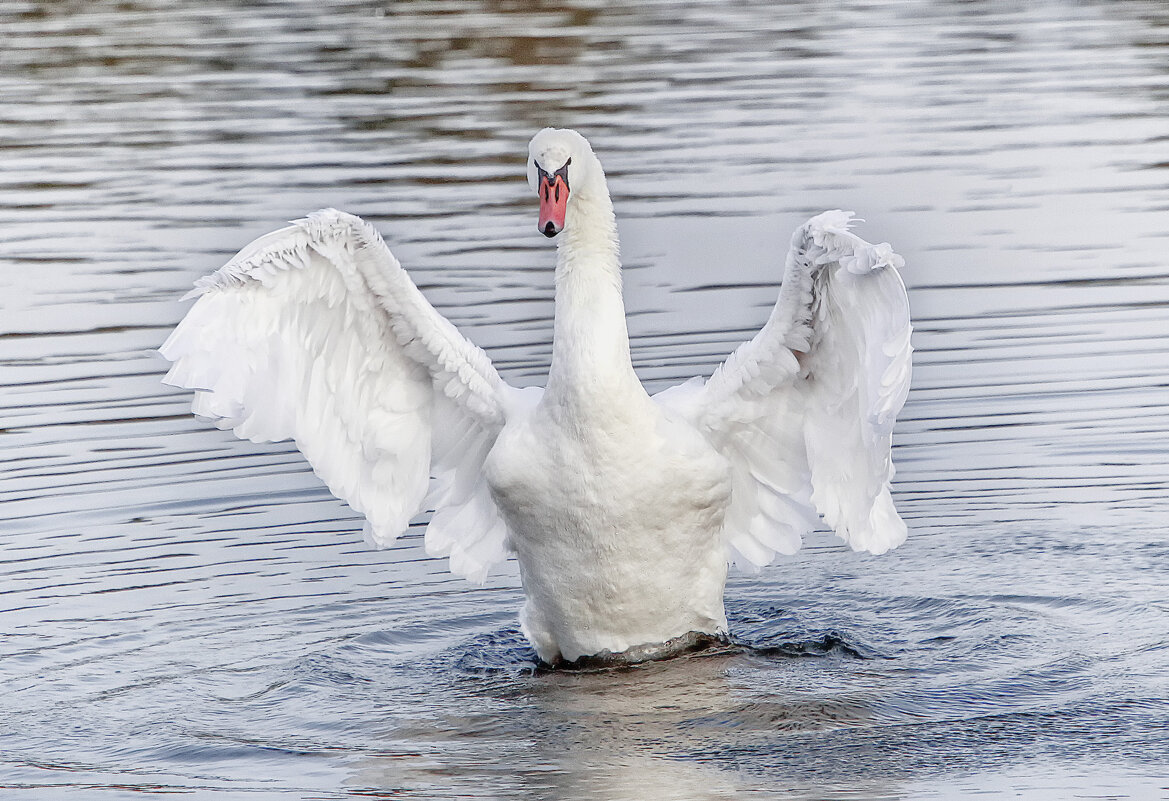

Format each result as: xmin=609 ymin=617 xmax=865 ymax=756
xmin=542 ymin=222 xmax=559 ymax=237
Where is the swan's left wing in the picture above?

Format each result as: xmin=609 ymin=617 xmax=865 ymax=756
xmin=656 ymin=211 xmax=912 ymax=569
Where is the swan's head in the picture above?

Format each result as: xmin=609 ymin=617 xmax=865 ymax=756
xmin=527 ymin=128 xmax=597 ymax=238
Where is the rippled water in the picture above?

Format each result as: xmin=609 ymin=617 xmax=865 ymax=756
xmin=3 ymin=1 xmax=1169 ymax=797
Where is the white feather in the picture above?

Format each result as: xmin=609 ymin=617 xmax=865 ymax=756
xmin=657 ymin=210 xmax=913 ymax=566
xmin=160 ymin=209 xmax=513 ymax=582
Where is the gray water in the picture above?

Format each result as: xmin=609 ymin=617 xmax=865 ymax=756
xmin=2 ymin=0 xmax=1168 ymax=797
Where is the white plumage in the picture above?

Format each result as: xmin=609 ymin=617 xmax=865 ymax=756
xmin=161 ymin=128 xmax=912 ymax=666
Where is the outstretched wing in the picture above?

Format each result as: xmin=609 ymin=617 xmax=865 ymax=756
xmin=160 ymin=209 xmax=517 ymax=582
xmin=656 ymin=210 xmax=912 ymax=569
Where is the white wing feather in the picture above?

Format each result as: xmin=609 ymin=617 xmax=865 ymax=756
xmin=160 ymin=209 xmax=515 ymax=582
xmin=657 ymin=210 xmax=912 ymax=568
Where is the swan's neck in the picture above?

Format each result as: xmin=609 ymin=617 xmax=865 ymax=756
xmin=548 ymin=179 xmax=640 ymax=405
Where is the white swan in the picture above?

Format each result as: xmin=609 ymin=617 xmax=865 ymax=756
xmin=161 ymin=128 xmax=912 ymax=667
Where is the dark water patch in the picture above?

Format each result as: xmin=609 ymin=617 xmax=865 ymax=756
xmin=449 ymin=628 xmax=540 ymax=677
xmin=739 ymin=632 xmax=876 ymax=661
xmin=730 ymin=611 xmax=882 ymax=661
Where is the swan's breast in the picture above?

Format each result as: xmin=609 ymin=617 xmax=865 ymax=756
xmin=484 ymin=401 xmax=731 ymax=546
xmin=484 ymin=400 xmax=732 ymax=662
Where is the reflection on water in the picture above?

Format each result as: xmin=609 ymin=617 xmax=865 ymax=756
xmin=354 ymin=647 xmax=887 ymax=801
xmin=2 ymin=0 xmax=1169 ymax=798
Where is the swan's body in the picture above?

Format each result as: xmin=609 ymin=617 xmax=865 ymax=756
xmin=487 ymin=374 xmax=732 ymax=662
xmin=161 ymin=128 xmax=912 ymax=666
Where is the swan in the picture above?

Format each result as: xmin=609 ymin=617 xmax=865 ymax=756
xmin=160 ymin=128 xmax=912 ymax=667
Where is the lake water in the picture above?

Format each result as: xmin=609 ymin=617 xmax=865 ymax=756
xmin=2 ymin=0 xmax=1168 ymax=797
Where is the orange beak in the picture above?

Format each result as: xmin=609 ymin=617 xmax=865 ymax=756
xmin=538 ymin=164 xmax=570 ymax=237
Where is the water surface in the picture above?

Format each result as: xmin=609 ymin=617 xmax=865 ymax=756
xmin=2 ymin=1 xmax=1168 ymax=798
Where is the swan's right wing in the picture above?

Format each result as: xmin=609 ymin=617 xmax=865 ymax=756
xmin=160 ymin=209 xmax=515 ymax=582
